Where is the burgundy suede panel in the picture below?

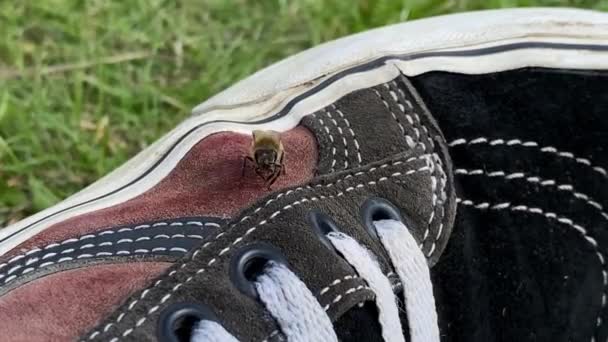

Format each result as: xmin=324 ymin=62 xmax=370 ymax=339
xmin=8 ymin=126 xmax=317 ymax=256
xmin=0 ymin=262 xmax=171 ymax=342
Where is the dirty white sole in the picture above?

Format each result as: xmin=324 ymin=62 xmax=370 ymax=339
xmin=2 ymin=7 xmax=608 ymax=256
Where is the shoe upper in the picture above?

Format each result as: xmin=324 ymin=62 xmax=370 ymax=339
xmin=1 ymin=12 xmax=608 ymax=342
xmin=76 ymin=74 xmax=457 ymax=341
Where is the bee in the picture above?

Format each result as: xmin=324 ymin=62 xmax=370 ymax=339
xmin=242 ymin=130 xmax=286 ymax=189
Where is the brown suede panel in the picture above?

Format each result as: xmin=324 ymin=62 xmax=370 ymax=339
xmin=7 ymin=126 xmax=317 ymax=257
xmin=0 ymin=262 xmax=171 ymax=342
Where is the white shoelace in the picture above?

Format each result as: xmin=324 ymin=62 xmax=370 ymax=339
xmin=375 ymin=219 xmax=440 ymax=342
xmin=255 ymin=261 xmax=338 ymax=342
xmin=327 ymin=231 xmax=405 ymax=342
xmin=191 ymin=320 xmax=239 ymax=342
xmin=192 ymin=219 xmax=439 ymax=342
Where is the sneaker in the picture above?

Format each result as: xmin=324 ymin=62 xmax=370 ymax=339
xmin=1 ymin=7 xmax=607 ymax=342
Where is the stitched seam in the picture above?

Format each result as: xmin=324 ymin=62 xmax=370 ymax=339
xmin=393 ymin=79 xmax=448 ymax=256
xmin=312 ymin=113 xmax=338 ymax=172
xmin=449 ymin=137 xmax=607 ymax=178
xmin=318 ymin=274 xmax=358 ymax=295
xmin=0 ymin=220 xmax=212 ymax=273
xmin=387 ymin=80 xmax=442 ymax=253
xmin=374 ymin=86 xmax=441 ymax=251
xmin=234 ymin=155 xmax=429 ymax=230
xmin=372 ymin=89 xmax=411 ymax=147
xmin=331 ymin=104 xmax=363 ymax=165
xmin=321 ymin=285 xmax=371 ymax=311
xmin=455 ymin=168 xmax=608 ymax=221
xmin=0 ymin=234 xmax=196 ymax=284
xmin=94 ymin=157 xmax=430 ymax=340
xmin=458 ymin=197 xmax=607 ymax=334
xmin=3 ymin=248 xmax=189 ymax=285
xmin=386 ymin=79 xmax=447 ymax=257
xmin=324 ymin=108 xmax=349 ymax=169
xmin=424 ymin=154 xmax=447 ymax=257
xmin=391 ymin=80 xmax=432 ymax=149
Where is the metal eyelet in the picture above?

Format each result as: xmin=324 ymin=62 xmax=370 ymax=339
xmin=230 ymin=243 xmax=288 ymax=298
xmin=360 ymin=197 xmax=404 ymax=239
xmin=307 ymin=209 xmax=341 ymax=251
xmin=158 ymin=303 xmax=217 ymax=342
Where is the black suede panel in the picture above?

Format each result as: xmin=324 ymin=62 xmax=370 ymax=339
xmin=412 ymin=68 xmax=608 ymax=170
xmin=411 ymin=68 xmax=608 ymax=341
xmin=334 ymin=302 xmax=383 ymax=342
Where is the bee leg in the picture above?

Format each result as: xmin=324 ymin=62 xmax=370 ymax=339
xmin=254 ymin=167 xmax=266 ymax=182
xmin=266 ymin=165 xmax=283 ymax=180
xmin=262 ymin=168 xmax=274 ymax=182
xmin=274 ymin=163 xmax=286 ymax=175
xmin=242 ymin=156 xmax=254 ymax=177
xmin=265 ymin=169 xmax=281 ymax=190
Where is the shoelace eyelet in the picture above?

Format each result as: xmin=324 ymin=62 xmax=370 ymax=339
xmin=230 ymin=242 xmax=288 ymax=298
xmin=158 ymin=303 xmax=217 ymax=342
xmin=307 ymin=209 xmax=342 ymax=251
xmin=360 ymin=197 xmax=404 ymax=239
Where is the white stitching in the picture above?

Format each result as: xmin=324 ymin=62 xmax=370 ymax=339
xmin=449 ymin=137 xmax=607 ymax=178
xmin=324 ymin=109 xmax=349 ymax=169
xmin=256 ymin=156 xmax=423 ymax=215
xmin=425 ymin=154 xmax=447 ymax=257
xmin=95 ymin=157 xmax=429 ymax=340
xmin=0 ymin=235 xmax=194 ymax=285
xmin=322 ymin=285 xmax=369 ymax=311
xmin=25 ymin=248 xmax=41 ymax=256
xmin=7 ymin=255 xmax=24 ymax=263
xmin=456 ymin=168 xmax=608 ymax=221
xmin=376 ymin=86 xmax=441 ymax=247
xmin=334 ymin=106 xmax=362 ymax=165
xmin=7 ymin=265 xmax=22 ymax=275
xmin=387 ymin=79 xmax=446 ymax=257
xmin=458 ymin=198 xmax=607 ymax=332
xmin=319 ymin=275 xmax=357 ymax=295
xmin=0 ymin=221 xmax=208 ymax=272
xmin=389 ymin=81 xmax=421 ymax=143
xmin=336 ymin=108 xmax=363 ymax=165
xmin=1 ymin=248 xmax=185 ymax=286
xmin=312 ymin=113 xmax=338 ymax=172
xmin=372 ymin=89 xmax=413 ymax=148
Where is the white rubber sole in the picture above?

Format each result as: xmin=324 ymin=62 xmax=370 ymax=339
xmin=2 ymin=7 xmax=608 ymax=256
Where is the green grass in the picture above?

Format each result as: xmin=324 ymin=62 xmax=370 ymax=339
xmin=0 ymin=0 xmax=606 ymax=226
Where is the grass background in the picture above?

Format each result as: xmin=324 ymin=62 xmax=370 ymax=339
xmin=1 ymin=0 xmax=607 ymax=226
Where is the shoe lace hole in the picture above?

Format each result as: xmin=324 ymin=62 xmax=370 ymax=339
xmin=230 ymin=243 xmax=288 ymax=298
xmin=307 ymin=209 xmax=342 ymax=250
xmin=158 ymin=303 xmax=216 ymax=342
xmin=360 ymin=197 xmax=404 ymax=239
